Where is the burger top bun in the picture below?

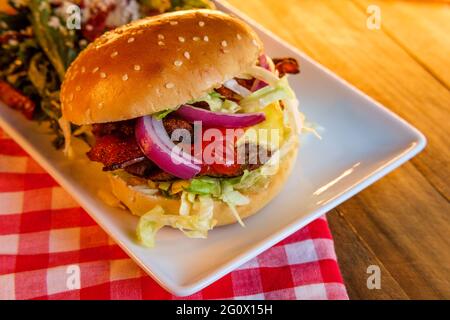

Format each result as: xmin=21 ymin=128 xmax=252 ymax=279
xmin=61 ymin=9 xmax=264 ymax=125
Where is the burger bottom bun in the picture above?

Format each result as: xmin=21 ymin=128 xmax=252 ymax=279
xmin=109 ymin=144 xmax=298 ymax=226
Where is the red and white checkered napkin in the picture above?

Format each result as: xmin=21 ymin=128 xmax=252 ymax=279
xmin=0 ymin=128 xmax=348 ymax=300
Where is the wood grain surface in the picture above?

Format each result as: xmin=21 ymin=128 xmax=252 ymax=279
xmin=225 ymin=0 xmax=450 ymax=299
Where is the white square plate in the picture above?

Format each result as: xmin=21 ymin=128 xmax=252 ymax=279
xmin=0 ymin=1 xmax=425 ymax=296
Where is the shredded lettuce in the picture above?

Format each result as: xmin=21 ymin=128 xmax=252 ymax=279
xmin=221 ymin=99 xmax=241 ymax=113
xmin=240 ymin=77 xmax=295 ymax=112
xmin=154 ymin=109 xmax=174 ymax=120
xmin=192 ymin=92 xmax=223 ymax=111
xmin=158 ymin=181 xmax=171 ymax=191
xmin=136 ymin=194 xmax=216 ymax=247
xmin=186 ymin=177 xmax=221 ymax=196
xmin=179 ymin=191 xmax=192 ymax=216
xmin=190 ymin=92 xmax=241 ymax=114
xmin=219 ymin=181 xmax=249 ymax=226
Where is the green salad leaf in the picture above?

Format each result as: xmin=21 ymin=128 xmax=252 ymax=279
xmin=186 ymin=176 xmax=221 ymax=196
xmin=28 ymin=0 xmax=78 ymax=81
xmin=153 ymin=108 xmax=174 ymax=120
xmin=240 ymin=77 xmax=295 ymax=111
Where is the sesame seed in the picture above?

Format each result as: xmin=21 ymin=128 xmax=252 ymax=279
xmin=203 ymin=36 xmax=209 ymax=42
xmin=137 ymin=30 xmax=144 ymax=34
xmin=128 ymin=37 xmax=135 ymax=43
xmin=75 ymin=86 xmax=81 ymax=91
xmin=68 ymin=93 xmax=74 ymax=101
xmin=237 ymin=34 xmax=242 ymax=40
xmin=111 ymin=51 xmax=118 ymax=58
xmin=199 ymin=21 xmax=205 ymax=27
xmin=98 ymin=102 xmax=104 ymax=109
xmin=100 ymin=72 xmax=106 ymax=79
xmin=178 ymin=36 xmax=185 ymax=43
xmin=122 ymin=74 xmax=129 ymax=81
xmin=158 ymin=34 xmax=164 ymax=40
xmin=158 ymin=41 xmax=165 ymax=46
xmin=86 ymin=24 xmax=93 ymax=31
xmin=184 ymin=51 xmax=191 ymax=59
xmin=252 ymin=39 xmax=258 ymax=47
xmin=92 ymin=67 xmax=99 ymax=73
xmin=174 ymin=60 xmax=182 ymax=67
xmin=221 ymin=40 xmax=228 ymax=47
xmin=134 ymin=65 xmax=141 ymax=71
xmin=165 ymin=82 xmax=175 ymax=89
xmin=81 ymin=67 xmax=86 ymax=73
xmin=170 ymin=21 xmax=178 ymax=26
xmin=193 ymin=36 xmax=200 ymax=41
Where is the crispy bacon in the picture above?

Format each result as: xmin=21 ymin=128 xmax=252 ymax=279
xmin=125 ymin=161 xmax=177 ymax=182
xmin=88 ymin=117 xmax=193 ymax=172
xmin=214 ymin=86 xmax=242 ymax=102
xmin=117 ymin=143 xmax=270 ymax=180
xmin=0 ymin=81 xmax=35 ymax=119
xmin=273 ymin=58 xmax=300 ymax=77
xmin=190 ymin=101 xmax=210 ymax=110
xmin=235 ymin=78 xmax=255 ymax=91
xmin=86 ymin=135 xmax=144 ymax=168
xmin=102 ymin=156 xmax=146 ymax=171
xmin=87 ymin=118 xmax=270 ymax=181
xmin=92 ymin=120 xmax=135 ymax=137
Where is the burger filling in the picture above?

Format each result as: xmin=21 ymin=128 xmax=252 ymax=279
xmin=85 ymin=56 xmax=302 ymax=246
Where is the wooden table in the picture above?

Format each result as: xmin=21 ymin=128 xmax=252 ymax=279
xmin=226 ymin=0 xmax=450 ymax=299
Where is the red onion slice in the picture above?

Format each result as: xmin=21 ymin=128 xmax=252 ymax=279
xmin=135 ymin=116 xmax=201 ymax=180
xmin=251 ymin=55 xmax=273 ymax=91
xmin=259 ymin=54 xmax=272 ymax=71
xmin=175 ymin=105 xmax=266 ymax=128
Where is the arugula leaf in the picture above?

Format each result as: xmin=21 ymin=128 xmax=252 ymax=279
xmin=28 ymin=0 xmax=78 ymax=81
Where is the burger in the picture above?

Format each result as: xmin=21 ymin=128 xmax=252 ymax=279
xmin=60 ymin=9 xmax=303 ymax=247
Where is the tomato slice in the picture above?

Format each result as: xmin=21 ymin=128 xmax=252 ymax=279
xmin=192 ymin=126 xmax=246 ymax=176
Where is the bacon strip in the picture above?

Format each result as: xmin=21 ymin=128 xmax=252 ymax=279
xmin=235 ymin=78 xmax=255 ymax=91
xmin=0 ymin=81 xmax=35 ymax=119
xmin=214 ymin=86 xmax=242 ymax=102
xmin=272 ymin=58 xmax=300 ymax=77
xmin=86 ymin=135 xmax=144 ymax=168
xmin=102 ymin=156 xmax=146 ymax=171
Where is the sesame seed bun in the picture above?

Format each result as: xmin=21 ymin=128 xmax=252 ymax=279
xmin=61 ymin=9 xmax=263 ymax=125
xmin=108 ymin=142 xmax=298 ymax=226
